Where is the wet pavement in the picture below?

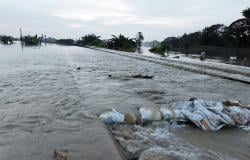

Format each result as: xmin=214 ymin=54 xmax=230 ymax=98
xmin=0 ymin=42 xmax=249 ymax=160
xmin=0 ymin=43 xmax=122 ymax=160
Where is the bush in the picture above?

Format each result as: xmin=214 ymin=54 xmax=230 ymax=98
xmin=149 ymin=41 xmax=170 ymax=56
xmin=149 ymin=47 xmax=166 ymax=56
xmin=0 ymin=36 xmax=13 ymax=45
xmin=23 ymin=35 xmax=42 ymax=45
xmin=56 ymin=39 xmax=75 ymax=45
xmin=242 ymin=8 xmax=250 ymax=18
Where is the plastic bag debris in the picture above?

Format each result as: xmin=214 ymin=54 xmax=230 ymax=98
xmin=99 ymin=109 xmax=125 ymax=124
xmin=223 ymin=100 xmax=250 ymax=109
xmin=228 ymin=106 xmax=250 ymax=126
xmin=54 ymin=149 xmax=69 ymax=160
xmin=183 ymin=100 xmax=233 ymax=130
xmin=125 ymin=112 xmax=137 ymax=124
xmin=108 ymin=74 xmax=154 ymax=79
xmin=160 ymin=107 xmax=186 ymax=122
xmin=139 ymin=108 xmax=162 ymax=123
xmin=173 ymin=99 xmax=249 ymax=131
xmin=160 ymin=108 xmax=174 ymax=120
xmin=99 ymin=99 xmax=250 ymax=131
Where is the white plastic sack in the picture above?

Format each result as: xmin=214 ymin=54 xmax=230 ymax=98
xmin=160 ymin=107 xmax=186 ymax=121
xmin=160 ymin=108 xmax=174 ymax=120
xmin=172 ymin=101 xmax=192 ymax=110
xmin=139 ymin=108 xmax=162 ymax=123
xmin=99 ymin=109 xmax=125 ymax=124
xmin=228 ymin=106 xmax=250 ymax=126
xmin=178 ymin=100 xmax=232 ymax=131
xmin=174 ymin=99 xmax=249 ymax=131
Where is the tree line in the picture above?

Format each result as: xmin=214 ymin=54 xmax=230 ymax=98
xmin=150 ymin=8 xmax=250 ymax=57
xmin=56 ymin=33 xmax=144 ymax=52
xmin=0 ymin=35 xmax=14 ymax=45
xmin=0 ymin=32 xmax=144 ymax=53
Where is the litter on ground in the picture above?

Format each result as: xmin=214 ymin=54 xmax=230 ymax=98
xmin=99 ymin=99 xmax=250 ymax=131
xmin=54 ymin=149 xmax=69 ymax=160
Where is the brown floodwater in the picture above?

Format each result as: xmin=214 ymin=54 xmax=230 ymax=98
xmin=0 ymin=42 xmax=249 ymax=160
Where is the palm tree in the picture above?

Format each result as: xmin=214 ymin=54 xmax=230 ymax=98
xmin=108 ymin=34 xmax=136 ymax=52
xmin=77 ymin=34 xmax=101 ymax=46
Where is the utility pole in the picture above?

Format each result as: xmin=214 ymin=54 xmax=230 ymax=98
xmin=19 ymin=28 xmax=23 ymax=42
xmin=20 ymin=28 xmax=24 ymax=50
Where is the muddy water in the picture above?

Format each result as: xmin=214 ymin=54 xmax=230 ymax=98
xmin=0 ymin=43 xmax=249 ymax=160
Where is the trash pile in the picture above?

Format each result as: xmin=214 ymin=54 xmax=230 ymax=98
xmin=99 ymin=99 xmax=250 ymax=131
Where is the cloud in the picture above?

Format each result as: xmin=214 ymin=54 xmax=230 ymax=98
xmin=52 ymin=11 xmax=94 ymax=21
xmin=53 ymin=8 xmax=203 ymax=29
xmin=133 ymin=17 xmax=200 ymax=27
xmin=51 ymin=2 xmax=202 ymax=28
xmin=51 ymin=0 xmax=133 ymax=21
xmin=69 ymin=24 xmax=84 ymax=28
xmin=2 ymin=0 xmax=250 ymax=40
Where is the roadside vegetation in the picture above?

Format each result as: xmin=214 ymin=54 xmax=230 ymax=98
xmin=144 ymin=8 xmax=250 ymax=62
xmin=56 ymin=39 xmax=75 ymax=45
xmin=149 ymin=43 xmax=170 ymax=57
xmin=4 ymin=32 xmax=141 ymax=52
xmin=75 ymin=33 xmax=140 ymax=52
xmin=148 ymin=8 xmax=250 ymax=59
xmin=107 ymin=34 xmax=136 ymax=52
xmin=76 ymin=34 xmax=103 ymax=47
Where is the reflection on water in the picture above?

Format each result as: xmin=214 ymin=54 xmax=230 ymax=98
xmin=0 ymin=42 xmax=249 ymax=160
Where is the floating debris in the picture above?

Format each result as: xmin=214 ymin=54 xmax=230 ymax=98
xmin=108 ymin=74 xmax=154 ymax=80
xmin=54 ymin=149 xmax=69 ymax=160
xmin=130 ymin=74 xmax=154 ymax=79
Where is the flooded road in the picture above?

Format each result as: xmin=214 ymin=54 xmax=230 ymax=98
xmin=0 ymin=43 xmax=249 ymax=160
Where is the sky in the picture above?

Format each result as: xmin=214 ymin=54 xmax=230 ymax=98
xmin=0 ymin=0 xmax=249 ymax=41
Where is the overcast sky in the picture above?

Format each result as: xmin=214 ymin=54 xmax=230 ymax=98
xmin=0 ymin=0 xmax=249 ymax=41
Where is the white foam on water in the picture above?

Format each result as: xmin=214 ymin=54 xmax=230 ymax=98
xmin=134 ymin=125 xmax=236 ymax=160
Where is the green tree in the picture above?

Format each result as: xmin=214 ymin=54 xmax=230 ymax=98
xmin=77 ymin=34 xmax=101 ymax=46
xmin=0 ymin=36 xmax=13 ymax=45
xmin=229 ymin=8 xmax=250 ymax=47
xmin=56 ymin=39 xmax=75 ymax=45
xmin=242 ymin=8 xmax=250 ymax=18
xmin=108 ymin=34 xmax=136 ymax=52
xmin=201 ymin=24 xmax=225 ymax=46
xmin=149 ymin=41 xmax=170 ymax=57
xmin=23 ymin=35 xmax=43 ymax=45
